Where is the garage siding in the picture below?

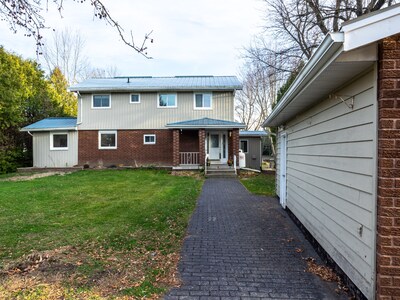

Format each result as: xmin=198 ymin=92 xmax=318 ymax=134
xmin=279 ymin=69 xmax=377 ymax=299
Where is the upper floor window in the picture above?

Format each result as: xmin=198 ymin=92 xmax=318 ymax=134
xmin=158 ymin=94 xmax=177 ymax=108
xmin=50 ymin=132 xmax=68 ymax=150
xmin=130 ymin=93 xmax=140 ymax=104
xmin=92 ymin=95 xmax=111 ymax=108
xmin=99 ymin=131 xmax=117 ymax=149
xmin=194 ymin=93 xmax=212 ymax=109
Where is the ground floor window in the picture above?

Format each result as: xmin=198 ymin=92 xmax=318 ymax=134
xmin=144 ymin=134 xmax=156 ymax=144
xmin=240 ymin=140 xmax=248 ymax=153
xmin=50 ymin=132 xmax=68 ymax=150
xmin=99 ymin=131 xmax=117 ymax=149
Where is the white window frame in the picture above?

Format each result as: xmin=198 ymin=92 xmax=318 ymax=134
xmin=50 ymin=132 xmax=68 ymax=150
xmin=194 ymin=93 xmax=212 ymax=110
xmin=240 ymin=139 xmax=249 ymax=153
xmin=130 ymin=93 xmax=141 ymax=104
xmin=157 ymin=93 xmax=177 ymax=108
xmin=143 ymin=134 xmax=156 ymax=145
xmin=92 ymin=94 xmax=111 ymax=109
xmin=98 ymin=130 xmax=117 ymax=149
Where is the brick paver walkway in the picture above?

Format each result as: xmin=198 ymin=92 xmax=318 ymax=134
xmin=165 ymin=178 xmax=346 ymax=300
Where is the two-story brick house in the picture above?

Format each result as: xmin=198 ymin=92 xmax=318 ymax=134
xmin=22 ymin=76 xmax=245 ymax=169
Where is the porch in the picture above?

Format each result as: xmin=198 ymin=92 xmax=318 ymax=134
xmin=166 ymin=117 xmax=245 ymax=170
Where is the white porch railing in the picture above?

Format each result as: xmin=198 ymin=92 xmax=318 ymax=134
xmin=180 ymin=152 xmax=200 ymax=165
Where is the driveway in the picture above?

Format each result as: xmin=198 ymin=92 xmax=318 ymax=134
xmin=165 ymin=178 xmax=346 ymax=300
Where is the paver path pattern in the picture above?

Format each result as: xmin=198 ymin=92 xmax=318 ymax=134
xmin=165 ymin=178 xmax=347 ymax=300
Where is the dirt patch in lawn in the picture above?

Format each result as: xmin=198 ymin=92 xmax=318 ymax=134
xmin=1 ymin=172 xmax=71 ymax=182
xmin=0 ymin=243 xmax=181 ymax=299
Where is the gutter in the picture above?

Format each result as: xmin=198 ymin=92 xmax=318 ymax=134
xmin=21 ymin=127 xmax=78 ymax=132
xmin=262 ymin=32 xmax=344 ymax=127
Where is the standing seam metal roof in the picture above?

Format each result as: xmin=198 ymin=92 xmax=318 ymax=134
xmin=69 ymin=76 xmax=242 ymax=92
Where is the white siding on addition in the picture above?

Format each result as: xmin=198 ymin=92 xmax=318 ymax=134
xmin=33 ymin=131 xmax=78 ymax=168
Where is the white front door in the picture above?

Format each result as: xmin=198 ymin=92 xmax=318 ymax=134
xmin=279 ymin=133 xmax=287 ymax=208
xmin=206 ymin=132 xmax=228 ymax=163
xmin=209 ymin=134 xmax=220 ymax=160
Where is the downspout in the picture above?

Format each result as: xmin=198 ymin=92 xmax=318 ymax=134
xmin=27 ymin=131 xmax=33 ymax=137
xmin=76 ymin=91 xmax=83 ymax=125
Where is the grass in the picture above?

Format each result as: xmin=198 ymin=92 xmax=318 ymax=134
xmin=0 ymin=169 xmax=203 ymax=299
xmin=240 ymin=173 xmax=276 ymax=196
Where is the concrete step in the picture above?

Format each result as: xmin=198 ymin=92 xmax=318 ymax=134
xmin=205 ymin=172 xmax=237 ymax=178
xmin=205 ymin=167 xmax=237 ymax=178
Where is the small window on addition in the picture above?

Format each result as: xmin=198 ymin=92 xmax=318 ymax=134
xmin=144 ymin=134 xmax=156 ymax=145
xmin=51 ymin=133 xmax=68 ymax=150
xmin=130 ymin=94 xmax=140 ymax=104
xmin=240 ymin=140 xmax=248 ymax=153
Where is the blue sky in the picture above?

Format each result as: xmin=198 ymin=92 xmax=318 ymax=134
xmin=0 ymin=0 xmax=264 ymax=77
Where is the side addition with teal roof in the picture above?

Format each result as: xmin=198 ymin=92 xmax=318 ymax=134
xmin=21 ymin=117 xmax=78 ymax=168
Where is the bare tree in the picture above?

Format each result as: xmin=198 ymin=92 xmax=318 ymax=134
xmin=89 ymin=65 xmax=120 ymax=78
xmin=246 ymin=0 xmax=398 ymax=78
xmin=0 ymin=0 xmax=153 ymax=57
xmin=236 ymin=58 xmax=282 ymax=131
xmin=42 ymin=28 xmax=91 ymax=85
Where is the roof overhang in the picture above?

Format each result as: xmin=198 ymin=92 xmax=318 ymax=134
xmin=69 ymin=87 xmax=241 ymax=93
xmin=263 ymin=4 xmax=400 ymax=127
xmin=166 ymin=125 xmax=246 ymax=129
xmin=165 ymin=117 xmax=246 ymax=129
xmin=21 ymin=127 xmax=78 ymax=132
xmin=343 ymin=3 xmax=400 ymax=51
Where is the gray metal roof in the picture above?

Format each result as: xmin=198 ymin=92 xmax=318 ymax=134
xmin=21 ymin=117 xmax=77 ymax=132
xmin=166 ymin=117 xmax=246 ymax=129
xmin=239 ymin=131 xmax=268 ymax=137
xmin=69 ymin=76 xmax=242 ymax=92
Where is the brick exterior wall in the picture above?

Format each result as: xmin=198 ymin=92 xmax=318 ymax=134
xmin=377 ymin=34 xmax=400 ymax=299
xmin=199 ymin=129 xmax=206 ymax=166
xmin=228 ymin=129 xmax=240 ymax=166
xmin=172 ymin=129 xmax=180 ymax=166
xmin=79 ymin=130 xmax=173 ymax=167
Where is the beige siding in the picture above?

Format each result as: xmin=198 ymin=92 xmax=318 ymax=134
xmin=279 ymin=69 xmax=377 ymax=299
xmin=78 ymin=92 xmax=234 ymax=130
xmin=33 ymin=131 xmax=78 ymax=167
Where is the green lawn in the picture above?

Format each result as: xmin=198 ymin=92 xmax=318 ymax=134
xmin=240 ymin=173 xmax=276 ymax=196
xmin=0 ymin=169 xmax=203 ymax=299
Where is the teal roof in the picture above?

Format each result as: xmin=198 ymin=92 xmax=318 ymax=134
xmin=239 ymin=131 xmax=268 ymax=137
xmin=70 ymin=76 xmax=242 ymax=92
xmin=21 ymin=117 xmax=77 ymax=131
xmin=166 ymin=117 xmax=245 ymax=129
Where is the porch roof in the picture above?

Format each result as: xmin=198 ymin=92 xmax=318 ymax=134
xmin=166 ymin=117 xmax=246 ymax=129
